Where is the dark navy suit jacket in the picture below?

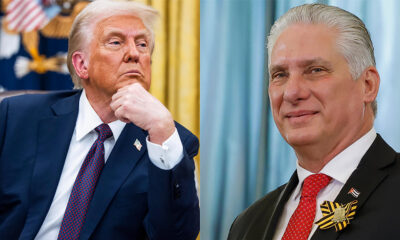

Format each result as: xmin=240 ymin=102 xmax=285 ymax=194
xmin=0 ymin=90 xmax=200 ymax=240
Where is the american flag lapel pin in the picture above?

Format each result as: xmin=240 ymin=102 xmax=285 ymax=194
xmin=133 ymin=139 xmax=142 ymax=151
xmin=348 ymin=187 xmax=360 ymax=198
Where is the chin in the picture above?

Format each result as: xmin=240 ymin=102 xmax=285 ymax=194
xmin=116 ymin=80 xmax=137 ymax=89
xmin=141 ymin=82 xmax=151 ymax=91
xmin=284 ymin=130 xmax=319 ymax=147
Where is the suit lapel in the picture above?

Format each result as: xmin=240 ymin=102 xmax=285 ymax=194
xmin=19 ymin=92 xmax=81 ymax=239
xmin=263 ymin=172 xmax=299 ymax=240
xmin=311 ymin=135 xmax=396 ymax=240
xmin=79 ymin=123 xmax=148 ymax=240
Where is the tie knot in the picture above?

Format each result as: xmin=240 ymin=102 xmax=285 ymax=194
xmin=301 ymin=173 xmax=331 ymax=198
xmin=95 ymin=124 xmax=113 ymax=141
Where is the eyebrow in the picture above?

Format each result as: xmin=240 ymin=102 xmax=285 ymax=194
xmin=299 ymin=58 xmax=333 ymax=68
xmin=270 ymin=57 xmax=333 ymax=73
xmin=102 ymin=28 xmax=150 ymax=40
xmin=269 ymin=64 xmax=287 ymax=75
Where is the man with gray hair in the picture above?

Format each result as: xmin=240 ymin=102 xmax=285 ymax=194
xmin=0 ymin=1 xmax=199 ymax=239
xmin=229 ymin=3 xmax=399 ymax=240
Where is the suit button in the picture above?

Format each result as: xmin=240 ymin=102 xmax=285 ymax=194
xmin=174 ymin=183 xmax=181 ymax=199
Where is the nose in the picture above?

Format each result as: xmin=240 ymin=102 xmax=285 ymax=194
xmin=123 ymin=39 xmax=140 ymax=63
xmin=283 ymin=73 xmax=310 ymax=104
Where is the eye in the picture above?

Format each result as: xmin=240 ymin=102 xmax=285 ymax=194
xmin=271 ymin=71 xmax=288 ymax=80
xmin=136 ymin=40 xmax=148 ymax=49
xmin=311 ymin=67 xmax=325 ymax=73
xmin=107 ymin=38 xmax=122 ymax=46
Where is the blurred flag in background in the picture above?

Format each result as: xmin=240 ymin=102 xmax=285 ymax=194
xmin=0 ymin=0 xmax=89 ymax=91
xmin=5 ymin=0 xmax=59 ymax=32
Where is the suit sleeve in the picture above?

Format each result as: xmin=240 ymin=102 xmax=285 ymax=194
xmin=144 ymin=130 xmax=199 ymax=240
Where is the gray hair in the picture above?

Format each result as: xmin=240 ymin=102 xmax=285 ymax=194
xmin=267 ymin=3 xmax=377 ymax=115
xmin=67 ymin=0 xmax=159 ymax=88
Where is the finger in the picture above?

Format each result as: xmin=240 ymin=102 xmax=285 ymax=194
xmin=111 ymin=91 xmax=133 ymax=107
xmin=112 ymin=88 xmax=126 ymax=102
xmin=120 ymin=117 xmax=130 ymax=123
xmin=112 ymin=83 xmax=144 ymax=103
xmin=112 ymin=83 xmax=135 ymax=101
xmin=110 ymin=97 xmax=122 ymax=111
xmin=113 ymin=105 xmax=130 ymax=123
xmin=111 ymin=94 xmax=135 ymax=113
xmin=118 ymin=82 xmax=143 ymax=94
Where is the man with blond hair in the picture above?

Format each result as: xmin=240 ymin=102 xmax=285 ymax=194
xmin=0 ymin=1 xmax=199 ymax=239
xmin=229 ymin=3 xmax=400 ymax=240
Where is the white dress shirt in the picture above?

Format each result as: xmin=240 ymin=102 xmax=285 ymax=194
xmin=273 ymin=128 xmax=377 ymax=240
xmin=35 ymin=90 xmax=183 ymax=239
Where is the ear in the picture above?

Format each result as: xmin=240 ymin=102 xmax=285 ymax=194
xmin=361 ymin=66 xmax=380 ymax=104
xmin=71 ymin=51 xmax=89 ymax=80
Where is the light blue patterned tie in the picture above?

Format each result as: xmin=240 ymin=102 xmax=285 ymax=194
xmin=58 ymin=124 xmax=112 ymax=240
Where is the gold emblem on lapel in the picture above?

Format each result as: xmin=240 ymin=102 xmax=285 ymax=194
xmin=315 ymin=200 xmax=358 ymax=232
xmin=332 ymin=206 xmax=346 ymax=222
xmin=133 ymin=139 xmax=142 ymax=151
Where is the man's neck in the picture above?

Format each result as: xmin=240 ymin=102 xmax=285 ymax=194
xmin=84 ymin=89 xmax=117 ymax=124
xmin=294 ymin=122 xmax=374 ymax=173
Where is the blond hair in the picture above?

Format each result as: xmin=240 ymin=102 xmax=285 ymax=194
xmin=67 ymin=0 xmax=159 ymax=88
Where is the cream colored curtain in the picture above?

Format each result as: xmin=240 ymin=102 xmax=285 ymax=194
xmin=145 ymin=0 xmax=199 ymax=137
xmin=139 ymin=0 xmax=200 ymax=176
xmin=144 ymin=1 xmax=200 ymax=238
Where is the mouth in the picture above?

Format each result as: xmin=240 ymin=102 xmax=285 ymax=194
xmin=123 ymin=70 xmax=143 ymax=77
xmin=284 ymin=110 xmax=319 ymax=124
xmin=285 ymin=110 xmax=319 ymax=118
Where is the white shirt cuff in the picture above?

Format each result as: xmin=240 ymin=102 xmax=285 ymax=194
xmin=146 ymin=128 xmax=184 ymax=170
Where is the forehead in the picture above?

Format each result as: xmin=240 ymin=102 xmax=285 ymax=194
xmin=270 ymin=23 xmax=342 ymax=67
xmin=93 ymin=14 xmax=149 ymax=37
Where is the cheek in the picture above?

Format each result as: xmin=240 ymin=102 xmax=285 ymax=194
xmin=143 ymin=56 xmax=152 ymax=82
xmin=103 ymin=54 xmax=122 ymax=67
xmin=316 ymin=81 xmax=362 ymax=118
xmin=268 ymin=85 xmax=283 ymax=113
xmin=88 ymin=55 xmax=121 ymax=85
xmin=93 ymin=48 xmax=122 ymax=65
xmin=143 ymin=56 xmax=151 ymax=71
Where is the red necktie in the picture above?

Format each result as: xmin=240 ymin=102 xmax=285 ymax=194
xmin=282 ymin=173 xmax=332 ymax=240
xmin=58 ymin=124 xmax=113 ymax=240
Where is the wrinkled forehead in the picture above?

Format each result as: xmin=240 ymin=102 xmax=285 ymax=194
xmin=81 ymin=13 xmax=151 ymax=51
xmin=93 ymin=14 xmax=149 ymax=37
xmin=269 ymin=23 xmax=341 ymax=70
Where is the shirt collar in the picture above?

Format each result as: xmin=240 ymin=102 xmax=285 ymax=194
xmin=75 ymin=90 xmax=126 ymax=141
xmin=294 ymin=128 xmax=377 ymax=198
